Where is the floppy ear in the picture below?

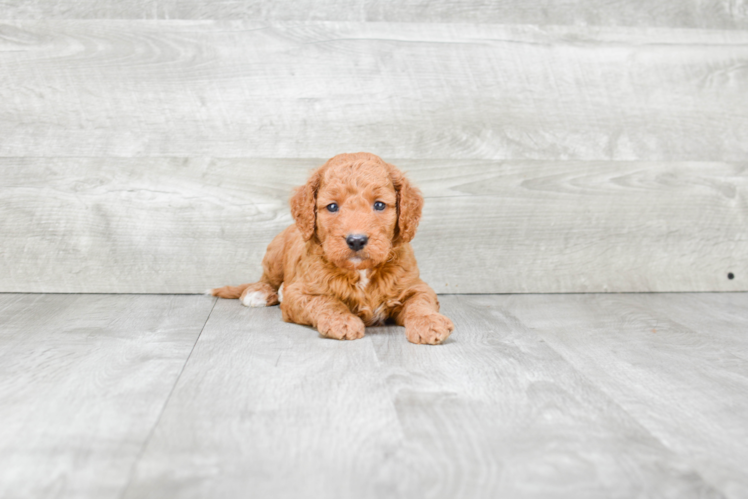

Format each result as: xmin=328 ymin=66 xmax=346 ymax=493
xmin=290 ymin=170 xmax=321 ymax=241
xmin=389 ymin=167 xmax=424 ymax=244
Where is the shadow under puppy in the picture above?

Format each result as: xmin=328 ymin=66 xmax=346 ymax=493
xmin=208 ymin=152 xmax=454 ymax=344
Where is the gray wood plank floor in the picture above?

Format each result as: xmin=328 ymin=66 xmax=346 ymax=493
xmin=2 ymin=292 xmax=747 ymax=497
xmin=0 ymin=294 xmax=215 ymax=497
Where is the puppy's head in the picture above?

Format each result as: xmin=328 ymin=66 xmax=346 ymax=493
xmin=290 ymin=152 xmax=423 ymax=270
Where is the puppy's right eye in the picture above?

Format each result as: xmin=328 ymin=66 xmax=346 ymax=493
xmin=326 ymin=203 xmax=339 ymax=213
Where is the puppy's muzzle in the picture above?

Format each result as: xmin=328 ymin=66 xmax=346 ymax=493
xmin=346 ymin=234 xmax=368 ymax=251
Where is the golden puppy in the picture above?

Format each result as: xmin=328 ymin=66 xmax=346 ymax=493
xmin=209 ymin=152 xmax=454 ymax=344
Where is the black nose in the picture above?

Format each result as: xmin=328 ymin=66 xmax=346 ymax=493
xmin=346 ymin=234 xmax=369 ymax=251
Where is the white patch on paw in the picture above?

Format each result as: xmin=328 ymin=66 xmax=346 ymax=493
xmin=277 ymin=283 xmax=284 ymax=303
xmin=357 ymin=270 xmax=369 ymax=290
xmin=203 ymin=289 xmax=215 ymax=296
xmin=241 ymin=290 xmax=268 ymax=307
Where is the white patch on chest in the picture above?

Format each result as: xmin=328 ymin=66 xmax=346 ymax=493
xmin=371 ymin=303 xmax=387 ymax=325
xmin=277 ymin=283 xmax=284 ymax=303
xmin=357 ymin=269 xmax=370 ymax=290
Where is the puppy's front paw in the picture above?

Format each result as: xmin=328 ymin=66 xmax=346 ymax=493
xmin=405 ymin=313 xmax=454 ymax=345
xmin=317 ymin=314 xmax=366 ymax=341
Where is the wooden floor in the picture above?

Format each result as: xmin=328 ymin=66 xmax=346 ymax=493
xmin=1 ymin=292 xmax=747 ymax=498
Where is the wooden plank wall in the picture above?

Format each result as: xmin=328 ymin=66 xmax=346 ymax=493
xmin=0 ymin=1 xmax=746 ymax=293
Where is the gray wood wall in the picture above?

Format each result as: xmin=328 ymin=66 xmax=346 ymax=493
xmin=1 ymin=1 xmax=746 ymax=293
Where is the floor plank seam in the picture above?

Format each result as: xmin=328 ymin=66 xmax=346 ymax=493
xmin=117 ymin=296 xmax=218 ymax=498
xmin=512 ymin=317 xmax=725 ymax=495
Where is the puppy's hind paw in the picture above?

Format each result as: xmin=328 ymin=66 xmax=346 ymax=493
xmin=241 ymin=290 xmax=270 ymax=307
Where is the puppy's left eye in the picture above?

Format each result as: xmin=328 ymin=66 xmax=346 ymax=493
xmin=373 ymin=201 xmax=386 ymax=211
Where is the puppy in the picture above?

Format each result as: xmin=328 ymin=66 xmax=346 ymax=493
xmin=208 ymin=152 xmax=454 ymax=344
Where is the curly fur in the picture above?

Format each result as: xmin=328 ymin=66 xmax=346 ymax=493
xmin=209 ymin=152 xmax=454 ymax=344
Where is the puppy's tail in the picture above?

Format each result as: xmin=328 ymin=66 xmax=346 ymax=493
xmin=205 ymin=283 xmax=251 ymax=299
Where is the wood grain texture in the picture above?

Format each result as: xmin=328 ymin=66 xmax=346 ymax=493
xmin=2 ymin=0 xmax=747 ymax=29
xmin=367 ymin=295 xmax=721 ymax=497
xmin=365 ymin=0 xmax=748 ymax=28
xmin=1 ymin=157 xmax=745 ymax=294
xmin=0 ymin=293 xmax=215 ymax=498
xmin=124 ymin=295 xmax=719 ymax=497
xmin=1 ymin=21 xmax=747 ymax=160
xmin=0 ymin=0 xmax=367 ymax=21
xmin=123 ymin=298 xmax=405 ymax=498
xmin=500 ymin=292 xmax=748 ymax=497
